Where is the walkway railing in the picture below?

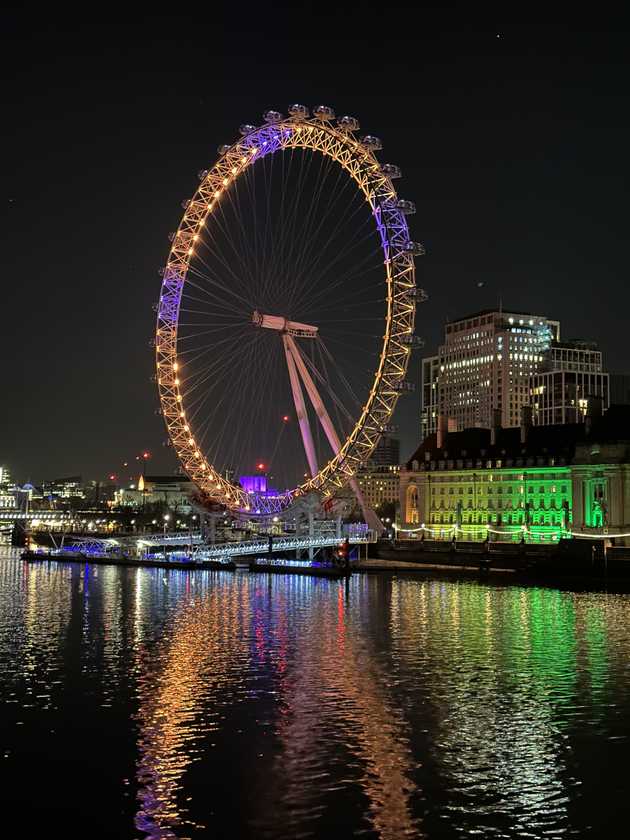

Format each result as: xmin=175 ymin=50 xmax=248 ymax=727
xmin=194 ymin=532 xmax=375 ymax=560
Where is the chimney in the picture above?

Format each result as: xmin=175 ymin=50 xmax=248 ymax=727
xmin=490 ymin=408 xmax=501 ymax=446
xmin=520 ymin=405 xmax=532 ymax=444
xmin=585 ymin=393 xmax=603 ymax=435
xmin=437 ymin=414 xmax=447 ymax=450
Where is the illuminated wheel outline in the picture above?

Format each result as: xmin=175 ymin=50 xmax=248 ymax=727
xmin=155 ymin=108 xmax=423 ymax=515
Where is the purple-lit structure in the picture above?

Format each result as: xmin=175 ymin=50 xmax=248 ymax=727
xmin=239 ymin=475 xmax=268 ymax=494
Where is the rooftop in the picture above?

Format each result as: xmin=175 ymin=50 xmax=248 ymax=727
xmin=446 ymin=308 xmax=557 ymax=325
xmin=405 ymin=405 xmax=630 ymax=470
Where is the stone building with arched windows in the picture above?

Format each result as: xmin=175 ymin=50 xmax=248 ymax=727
xmin=400 ymin=406 xmax=630 ymax=545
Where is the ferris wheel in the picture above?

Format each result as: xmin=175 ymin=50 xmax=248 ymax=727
xmin=155 ymin=104 xmax=425 ymax=517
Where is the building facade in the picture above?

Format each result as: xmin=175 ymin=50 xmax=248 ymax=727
xmin=401 ymin=406 xmax=630 ymax=544
xmin=41 ymin=476 xmax=86 ymax=502
xmin=356 ymin=465 xmax=400 ymax=512
xmin=115 ymin=474 xmax=195 ymax=511
xmin=366 ymin=435 xmax=400 ymax=468
xmin=421 ymin=309 xmax=559 ymax=436
xmin=530 ymin=340 xmax=609 ymax=425
xmin=421 ymin=310 xmax=612 ymax=439
xmin=401 ymin=421 xmax=573 ymax=542
xmin=570 ymin=408 xmax=630 ymax=539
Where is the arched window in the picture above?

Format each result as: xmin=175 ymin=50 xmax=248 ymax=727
xmin=406 ymin=484 xmax=419 ymax=524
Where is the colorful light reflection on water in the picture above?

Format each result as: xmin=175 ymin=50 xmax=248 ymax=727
xmin=0 ymin=548 xmax=629 ymax=838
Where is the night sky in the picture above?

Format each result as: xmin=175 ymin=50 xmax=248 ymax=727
xmin=3 ymin=10 xmax=630 ymax=484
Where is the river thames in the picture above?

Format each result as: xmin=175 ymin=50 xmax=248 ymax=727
xmin=1 ymin=547 xmax=628 ymax=838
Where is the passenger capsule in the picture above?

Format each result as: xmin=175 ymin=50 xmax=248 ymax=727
xmin=168 ymin=232 xmax=176 ymax=242
xmin=217 ymin=144 xmax=231 ymax=155
xmin=313 ymin=105 xmax=335 ymax=120
xmin=362 ymin=135 xmax=383 ymax=151
xmin=402 ymin=287 xmax=428 ymax=303
xmin=392 ymin=380 xmax=416 ymax=393
xmin=381 ymin=163 xmax=402 ymax=179
xmin=399 ymin=333 xmax=425 ymax=348
xmin=337 ymin=115 xmax=360 ymax=131
xmin=379 ymin=424 xmax=399 ymax=433
xmin=288 ymin=103 xmax=309 ymax=118
xmin=239 ymin=124 xmax=257 ymax=135
xmin=197 ymin=169 xmax=209 ymax=181
xmin=407 ymin=288 xmax=428 ymax=303
xmin=181 ymin=199 xmax=191 ymax=209
xmin=263 ymin=110 xmax=283 ymax=123
xmin=403 ymin=241 xmax=426 ymax=256
xmin=397 ymin=199 xmax=416 ymax=215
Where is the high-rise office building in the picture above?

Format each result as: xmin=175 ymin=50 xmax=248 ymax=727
xmin=421 ymin=310 xmax=611 ymax=439
xmin=421 ymin=309 xmax=559 ymax=436
xmin=530 ymin=340 xmax=609 ymax=425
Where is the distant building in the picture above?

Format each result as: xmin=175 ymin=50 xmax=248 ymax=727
xmin=0 ymin=466 xmax=10 ymax=491
xmin=115 ymin=474 xmax=195 ymax=511
xmin=421 ymin=309 xmax=611 ymax=438
xmin=421 ymin=309 xmax=559 ymax=437
xmin=366 ymin=435 xmax=400 ymax=468
xmin=530 ymin=340 xmax=609 ymax=425
xmin=0 ymin=466 xmax=16 ymax=507
xmin=0 ymin=492 xmax=16 ymax=509
xmin=356 ymin=465 xmax=400 ymax=512
xmin=41 ymin=476 xmax=85 ymax=503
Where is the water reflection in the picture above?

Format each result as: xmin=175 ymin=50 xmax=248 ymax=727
xmin=253 ymin=579 xmax=419 ymax=839
xmin=134 ymin=573 xmax=253 ymax=837
xmin=388 ymin=580 xmax=628 ymax=837
xmin=2 ymin=549 xmax=630 ymax=840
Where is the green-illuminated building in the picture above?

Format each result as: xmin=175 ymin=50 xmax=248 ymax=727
xmin=400 ymin=405 xmax=630 ymax=545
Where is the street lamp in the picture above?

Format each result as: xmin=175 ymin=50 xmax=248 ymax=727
xmin=189 ymin=514 xmax=197 ymax=558
xmin=163 ymin=513 xmax=170 ymax=562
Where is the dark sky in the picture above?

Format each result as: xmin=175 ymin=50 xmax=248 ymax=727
xmin=3 ymin=10 xmax=630 ymax=483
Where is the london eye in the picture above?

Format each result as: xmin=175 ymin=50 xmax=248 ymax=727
xmin=155 ymin=105 xmax=424 ymax=517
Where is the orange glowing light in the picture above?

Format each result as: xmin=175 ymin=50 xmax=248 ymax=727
xmin=257 ymin=462 xmax=265 ymax=470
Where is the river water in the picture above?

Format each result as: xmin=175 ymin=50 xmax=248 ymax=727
xmin=1 ymin=547 xmax=629 ymax=839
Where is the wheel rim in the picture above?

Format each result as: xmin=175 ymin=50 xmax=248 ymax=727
xmin=156 ymin=112 xmax=419 ymax=515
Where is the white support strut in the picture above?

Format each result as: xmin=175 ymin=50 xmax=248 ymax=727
xmin=254 ymin=310 xmax=383 ymax=533
xmin=282 ymin=334 xmax=319 ymax=479
xmin=285 ymin=335 xmax=382 ymax=533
